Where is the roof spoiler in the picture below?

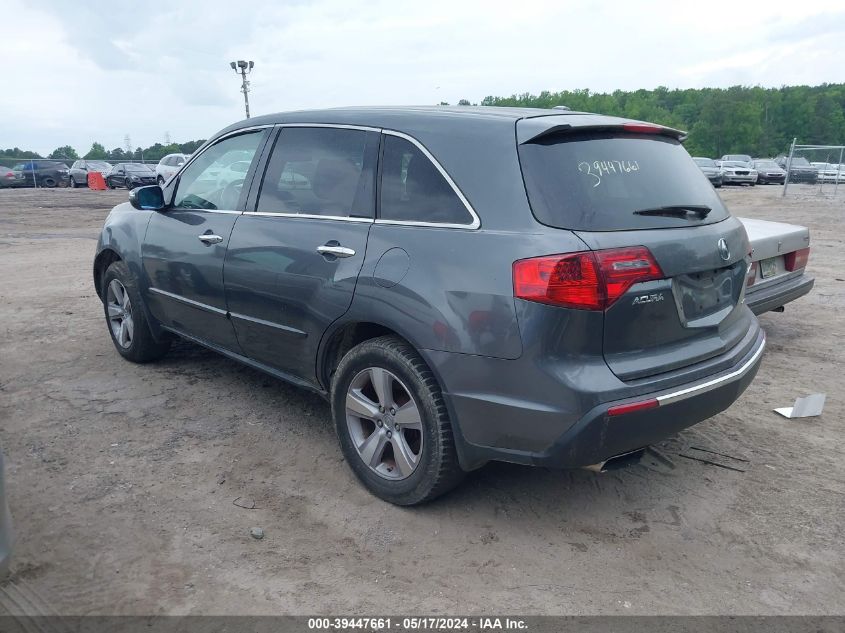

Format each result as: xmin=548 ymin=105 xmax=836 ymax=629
xmin=520 ymin=121 xmax=688 ymax=144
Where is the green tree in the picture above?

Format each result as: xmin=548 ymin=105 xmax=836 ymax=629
xmin=49 ymin=146 xmax=78 ymax=160
xmin=84 ymin=142 xmax=108 ymax=160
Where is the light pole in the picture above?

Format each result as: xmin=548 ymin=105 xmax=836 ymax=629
xmin=229 ymin=60 xmax=254 ymax=119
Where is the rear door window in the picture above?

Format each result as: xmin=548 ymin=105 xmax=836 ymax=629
xmin=379 ymin=135 xmax=475 ymax=226
xmin=518 ymin=133 xmax=730 ymax=231
xmin=256 ymin=127 xmax=376 ymax=218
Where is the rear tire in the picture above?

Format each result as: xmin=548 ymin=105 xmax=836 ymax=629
xmin=102 ymin=261 xmax=170 ymax=363
xmin=331 ymin=336 xmax=464 ymax=505
xmin=42 ymin=177 xmax=56 ymax=188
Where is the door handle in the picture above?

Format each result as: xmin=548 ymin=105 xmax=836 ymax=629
xmin=198 ymin=234 xmax=223 ymax=245
xmin=317 ymin=244 xmax=356 ymax=258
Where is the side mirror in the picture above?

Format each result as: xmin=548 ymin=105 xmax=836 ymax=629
xmin=129 ymin=185 xmax=166 ymax=211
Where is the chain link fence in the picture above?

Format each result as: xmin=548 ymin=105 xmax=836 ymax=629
xmin=781 ymin=138 xmax=845 ymax=197
xmin=0 ymin=157 xmax=161 ymax=189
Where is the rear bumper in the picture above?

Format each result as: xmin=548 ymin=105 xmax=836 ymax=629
xmin=746 ymin=273 xmax=814 ymax=315
xmin=429 ymin=326 xmax=765 ymax=471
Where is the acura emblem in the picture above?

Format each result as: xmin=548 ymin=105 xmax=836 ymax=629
xmin=717 ymin=238 xmax=730 ymax=261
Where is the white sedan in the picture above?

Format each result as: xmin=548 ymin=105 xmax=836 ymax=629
xmin=718 ymin=161 xmax=758 ymax=186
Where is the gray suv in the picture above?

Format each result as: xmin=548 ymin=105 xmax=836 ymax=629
xmin=93 ymin=107 xmax=765 ymax=505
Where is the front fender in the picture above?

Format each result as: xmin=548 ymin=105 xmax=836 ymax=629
xmin=94 ymin=203 xmax=164 ymax=339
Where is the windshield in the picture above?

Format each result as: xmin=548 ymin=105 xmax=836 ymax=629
xmin=88 ymin=161 xmax=111 ymax=170
xmin=724 ymin=155 xmax=751 ymax=162
xmin=694 ymin=158 xmax=716 ymax=167
xmin=754 ymin=161 xmax=779 ymax=169
xmin=519 ymin=133 xmax=730 ymax=231
xmin=722 ymin=161 xmax=750 ymax=168
xmin=125 ymin=164 xmax=153 ymax=173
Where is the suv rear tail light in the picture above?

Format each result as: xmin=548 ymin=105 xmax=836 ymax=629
xmin=784 ymin=247 xmax=810 ymax=272
xmin=513 ymin=246 xmax=663 ymax=311
xmin=746 ymin=261 xmax=757 ymax=287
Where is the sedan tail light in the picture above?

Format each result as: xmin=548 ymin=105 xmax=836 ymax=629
xmin=784 ymin=247 xmax=810 ymax=272
xmin=746 ymin=261 xmax=758 ymax=287
xmin=513 ymin=246 xmax=663 ymax=311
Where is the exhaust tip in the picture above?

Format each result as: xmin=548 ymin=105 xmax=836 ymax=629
xmin=584 ymin=448 xmax=647 ymax=473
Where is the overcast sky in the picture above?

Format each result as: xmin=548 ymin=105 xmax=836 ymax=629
xmin=2 ymin=0 xmax=844 ymax=155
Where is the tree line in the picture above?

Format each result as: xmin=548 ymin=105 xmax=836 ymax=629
xmin=4 ymin=83 xmax=844 ymax=164
xmin=475 ymin=84 xmax=845 ymax=158
xmin=0 ymin=139 xmax=206 ymax=165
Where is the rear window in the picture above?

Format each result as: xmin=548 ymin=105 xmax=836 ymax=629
xmin=518 ymin=133 xmax=730 ymax=231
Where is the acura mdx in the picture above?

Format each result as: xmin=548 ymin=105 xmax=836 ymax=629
xmin=93 ymin=107 xmax=765 ymax=504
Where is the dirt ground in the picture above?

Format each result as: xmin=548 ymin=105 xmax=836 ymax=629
xmin=0 ymin=184 xmax=842 ymax=616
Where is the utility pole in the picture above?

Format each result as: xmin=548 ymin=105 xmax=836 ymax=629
xmin=229 ymin=60 xmax=254 ymax=119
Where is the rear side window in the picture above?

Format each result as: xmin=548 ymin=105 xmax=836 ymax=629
xmin=379 ymin=135 xmax=474 ymax=226
xmin=257 ymin=127 xmax=376 ymax=218
xmin=518 ymin=133 xmax=730 ymax=231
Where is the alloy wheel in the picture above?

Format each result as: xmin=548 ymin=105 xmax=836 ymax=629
xmin=106 ymin=279 xmax=134 ymax=349
xmin=345 ymin=367 xmax=424 ymax=480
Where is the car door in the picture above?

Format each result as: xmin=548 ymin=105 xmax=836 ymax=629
xmin=224 ymin=125 xmax=379 ymax=383
xmin=141 ymin=128 xmax=270 ymax=351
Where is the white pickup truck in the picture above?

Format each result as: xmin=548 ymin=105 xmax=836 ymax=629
xmin=740 ymin=217 xmax=814 ymax=315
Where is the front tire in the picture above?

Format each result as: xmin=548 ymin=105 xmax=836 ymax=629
xmin=102 ymin=261 xmax=170 ymax=363
xmin=125 ymin=178 xmax=134 ymax=190
xmin=68 ymin=176 xmax=77 ymax=188
xmin=157 ymin=176 xmax=165 ymax=186
xmin=331 ymin=336 xmax=464 ymax=505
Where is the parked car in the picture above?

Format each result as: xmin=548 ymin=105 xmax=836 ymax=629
xmin=93 ymin=107 xmax=765 ymax=505
xmin=740 ymin=218 xmax=813 ymax=315
xmin=750 ymin=160 xmax=786 ymax=185
xmin=67 ymin=160 xmax=113 ymax=188
xmin=155 ymin=153 xmax=191 ymax=185
xmin=718 ymin=160 xmax=758 ymax=186
xmin=720 ymin=154 xmax=753 ymax=165
xmin=0 ymin=165 xmax=26 ymax=188
xmin=776 ymin=156 xmax=819 ymax=183
xmin=0 ymin=449 xmax=11 ymax=578
xmin=692 ymin=157 xmax=722 ymax=187
xmin=810 ymin=162 xmax=845 ymax=183
xmin=11 ymin=160 xmax=70 ymax=187
xmin=105 ymin=163 xmax=157 ymax=189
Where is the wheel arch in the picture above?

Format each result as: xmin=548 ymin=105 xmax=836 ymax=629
xmin=93 ymin=248 xmax=122 ymax=300
xmin=318 ymin=320 xmax=410 ymax=391
xmin=317 ymin=319 xmax=476 ymax=471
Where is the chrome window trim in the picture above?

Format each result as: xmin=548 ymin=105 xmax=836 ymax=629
xmin=278 ymin=123 xmax=383 ymax=133
xmin=239 ymin=124 xmax=481 ymax=229
xmin=248 ymin=211 xmax=373 ymax=223
xmin=656 ymin=335 xmax=765 ymax=406
xmin=378 ymin=129 xmax=481 ymax=230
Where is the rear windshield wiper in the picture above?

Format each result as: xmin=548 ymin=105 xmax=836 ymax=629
xmin=633 ymin=205 xmax=711 ymax=219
